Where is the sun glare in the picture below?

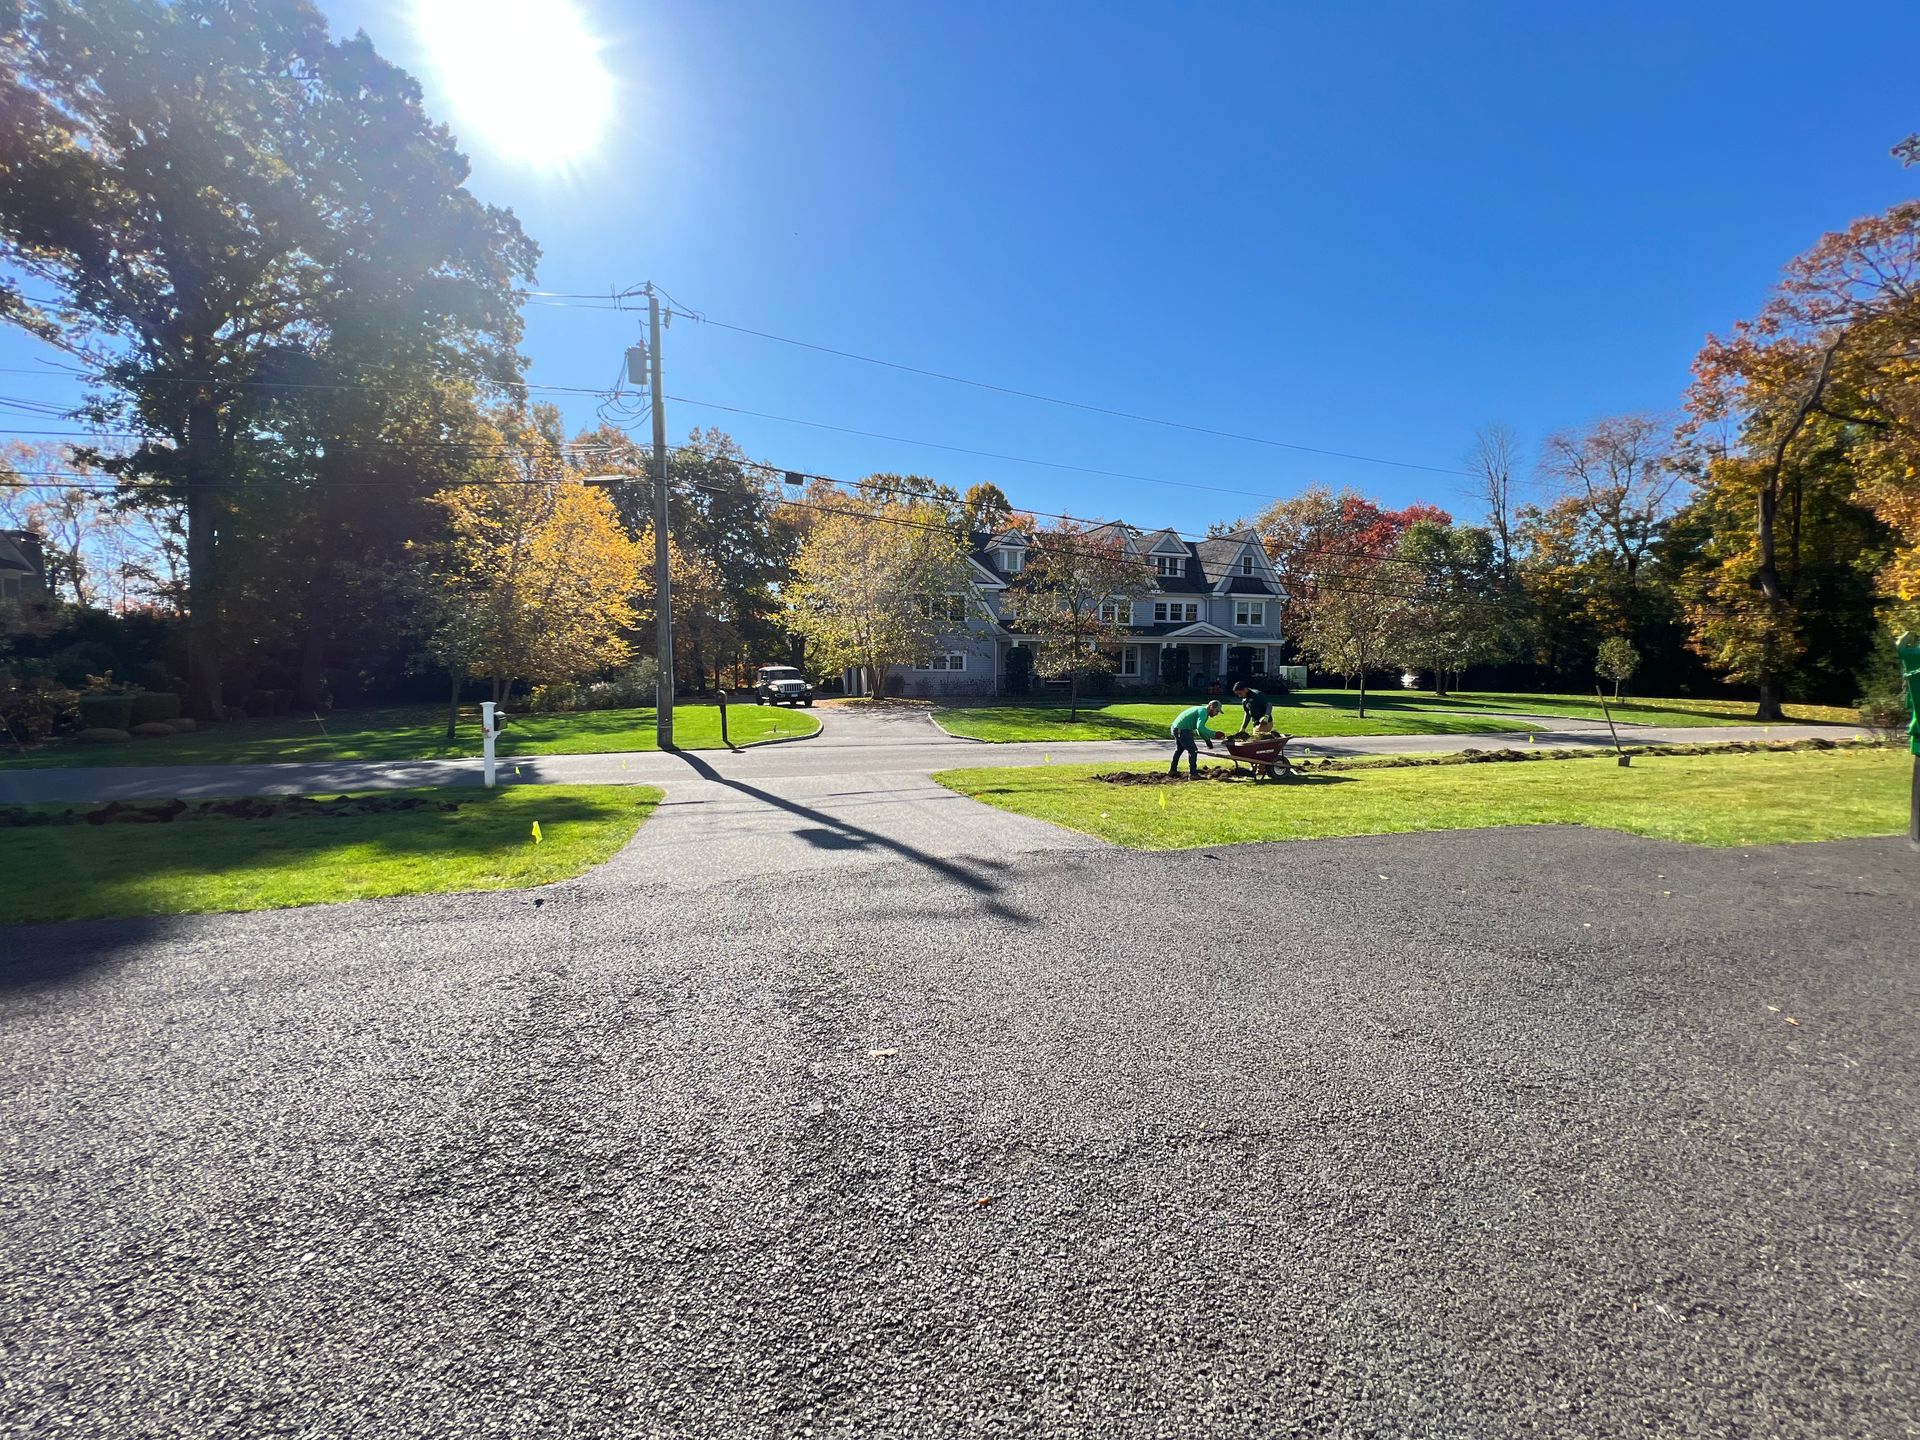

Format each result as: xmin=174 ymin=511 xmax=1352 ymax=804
xmin=411 ymin=0 xmax=613 ymax=170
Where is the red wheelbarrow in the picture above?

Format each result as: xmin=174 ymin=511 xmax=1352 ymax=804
xmin=1221 ymin=733 xmax=1295 ymax=780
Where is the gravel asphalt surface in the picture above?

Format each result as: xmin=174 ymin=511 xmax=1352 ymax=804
xmin=4 ymin=790 xmax=1916 ymax=1435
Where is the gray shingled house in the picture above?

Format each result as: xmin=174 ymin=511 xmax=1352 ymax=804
xmin=887 ymin=523 xmax=1288 ymax=698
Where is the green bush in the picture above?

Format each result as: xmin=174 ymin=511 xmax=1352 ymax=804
xmin=1856 ymin=691 xmax=1908 ymax=735
xmin=527 ymin=660 xmax=662 ymax=713
xmin=76 ymin=693 xmax=137 ymax=730
xmin=129 ymin=691 xmax=182 ymax=726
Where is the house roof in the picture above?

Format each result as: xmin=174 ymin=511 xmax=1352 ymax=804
xmin=964 ymin=518 xmax=1283 ymax=600
xmin=0 ymin=531 xmax=43 ymax=579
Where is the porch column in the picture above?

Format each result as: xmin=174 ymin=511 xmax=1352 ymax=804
xmin=1218 ymin=641 xmax=1228 ymax=678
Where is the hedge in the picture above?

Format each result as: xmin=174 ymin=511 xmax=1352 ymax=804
xmin=75 ymin=693 xmax=137 ymax=731
xmin=129 ymin=691 xmax=182 ymax=726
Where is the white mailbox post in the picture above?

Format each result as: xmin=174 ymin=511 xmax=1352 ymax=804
xmin=481 ymin=700 xmax=499 ymax=789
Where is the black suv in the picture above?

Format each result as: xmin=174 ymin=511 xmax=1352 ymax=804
xmin=753 ymin=665 xmax=814 ymax=707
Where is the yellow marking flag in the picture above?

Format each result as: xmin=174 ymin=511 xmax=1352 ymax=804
xmin=1158 ymin=790 xmax=1168 ymax=810
xmin=530 ymin=820 xmax=543 ymax=844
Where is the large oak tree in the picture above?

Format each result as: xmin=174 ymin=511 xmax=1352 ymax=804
xmin=0 ymin=0 xmax=535 ymax=716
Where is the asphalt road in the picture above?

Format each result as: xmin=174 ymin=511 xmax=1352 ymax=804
xmin=4 ymin=819 xmax=1916 ymax=1438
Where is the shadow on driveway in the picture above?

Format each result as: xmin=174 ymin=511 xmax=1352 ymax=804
xmin=669 ymin=750 xmax=1033 ymax=927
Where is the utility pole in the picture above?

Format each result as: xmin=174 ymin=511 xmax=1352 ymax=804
xmin=646 ymin=284 xmax=674 ymax=749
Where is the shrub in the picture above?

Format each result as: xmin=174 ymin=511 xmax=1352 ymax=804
xmin=76 ymin=693 xmax=137 ymax=730
xmin=525 ymin=660 xmax=662 ymax=713
xmin=165 ymin=717 xmax=197 ymax=734
xmin=129 ymin=691 xmax=182 ymax=726
xmin=75 ymin=726 xmax=131 ymax=743
xmin=0 ymin=674 xmax=78 ymax=742
xmin=1856 ymin=691 xmax=1908 ymax=737
xmin=241 ymin=689 xmax=284 ymax=717
xmin=45 ymin=641 xmax=120 ymax=686
xmin=136 ymin=660 xmax=175 ymax=694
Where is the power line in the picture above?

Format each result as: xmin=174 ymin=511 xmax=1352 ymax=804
xmin=670 ymin=309 xmax=1472 ymax=479
xmin=665 ymin=394 xmax=1288 ymax=504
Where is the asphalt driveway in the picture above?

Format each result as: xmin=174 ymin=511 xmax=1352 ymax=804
xmin=4 ymin=825 xmax=1915 ymax=1438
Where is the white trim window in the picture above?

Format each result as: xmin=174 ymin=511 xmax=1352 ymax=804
xmin=1097 ymin=600 xmax=1130 ymax=624
xmin=1153 ymin=554 xmax=1182 ymax=577
xmin=995 ymin=546 xmax=1025 ymax=574
xmin=1234 ymin=600 xmax=1266 ymax=628
xmin=1154 ymin=601 xmax=1200 ymax=624
xmin=1240 ymin=553 xmax=1256 ymax=576
xmin=1119 ymin=645 xmax=1140 ymax=677
xmin=914 ymin=653 xmax=968 ymax=672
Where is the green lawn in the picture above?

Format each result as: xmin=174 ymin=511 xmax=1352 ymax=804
xmin=1382 ymin=690 xmax=1859 ymax=728
xmin=936 ymin=746 xmax=1906 ymax=850
xmin=933 ymin=689 xmax=1857 ymax=743
xmin=935 ymin=694 xmax=1544 ymax=742
xmin=0 ymin=784 xmax=661 ymax=924
xmin=0 ymin=700 xmax=818 ymax=769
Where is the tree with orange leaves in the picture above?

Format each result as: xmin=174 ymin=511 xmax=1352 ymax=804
xmin=1685 ymin=199 xmax=1919 ymax=716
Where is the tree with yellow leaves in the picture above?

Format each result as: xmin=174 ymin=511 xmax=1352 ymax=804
xmin=782 ymin=494 xmax=981 ymax=695
xmin=423 ymin=474 xmax=645 ymax=715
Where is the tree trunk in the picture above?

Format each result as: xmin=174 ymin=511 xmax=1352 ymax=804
xmin=183 ymin=397 xmax=222 ymax=721
xmin=1069 ymin=671 xmax=1079 ymax=721
xmin=446 ymin=670 xmax=461 ymax=740
xmin=1357 ymin=671 xmax=1368 ymax=719
xmin=297 ymin=619 xmax=327 ymax=710
xmin=1756 ymin=675 xmax=1784 ymax=723
xmin=1613 ymin=677 xmax=1623 ymax=701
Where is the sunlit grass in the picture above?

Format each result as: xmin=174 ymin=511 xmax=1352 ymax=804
xmin=0 ymin=785 xmax=660 ymax=923
xmin=935 ymin=747 xmax=1905 ymax=850
xmin=933 ymin=689 xmax=1857 ymax=742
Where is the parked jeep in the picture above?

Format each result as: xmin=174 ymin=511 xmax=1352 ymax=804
xmin=754 ymin=665 xmax=814 ymax=707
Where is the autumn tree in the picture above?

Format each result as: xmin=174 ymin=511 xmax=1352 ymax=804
xmin=1686 ymin=199 xmax=1920 ymax=714
xmin=782 ymin=497 xmax=981 ymax=696
xmin=602 ymin=428 xmax=802 ymax=686
xmin=422 ymin=475 xmax=644 ymax=710
xmin=1007 ymin=521 xmax=1152 ymax=719
xmin=1388 ymin=520 xmax=1508 ymax=695
xmin=1250 ymin=486 xmax=1447 ymax=708
xmin=0 ymin=0 xmax=534 ymax=716
xmin=959 ymin=481 xmax=1015 ymax=536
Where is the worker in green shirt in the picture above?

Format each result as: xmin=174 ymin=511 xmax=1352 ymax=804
xmin=1169 ymin=700 xmax=1224 ymax=778
xmin=1230 ymin=680 xmax=1273 ymax=738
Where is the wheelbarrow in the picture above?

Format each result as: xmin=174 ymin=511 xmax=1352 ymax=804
xmin=1221 ymin=733 xmax=1295 ymax=780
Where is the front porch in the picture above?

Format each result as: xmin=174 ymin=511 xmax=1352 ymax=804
xmin=996 ymin=628 xmax=1287 ymax=696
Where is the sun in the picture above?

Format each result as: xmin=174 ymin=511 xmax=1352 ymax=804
xmin=411 ymin=0 xmax=613 ymax=170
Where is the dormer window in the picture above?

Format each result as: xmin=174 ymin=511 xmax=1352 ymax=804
xmin=1240 ymin=553 xmax=1255 ymax=576
xmin=1153 ymin=555 xmax=1181 ymax=578
xmin=998 ymin=547 xmax=1024 ymax=575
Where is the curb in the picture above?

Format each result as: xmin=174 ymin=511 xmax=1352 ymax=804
xmin=924 ymin=711 xmax=987 ymax=744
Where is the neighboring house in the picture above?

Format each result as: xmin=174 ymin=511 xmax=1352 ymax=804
xmin=0 ymin=530 xmax=48 ymax=604
xmin=888 ymin=523 xmax=1288 ymax=698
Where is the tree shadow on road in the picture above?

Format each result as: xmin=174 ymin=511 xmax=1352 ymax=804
xmin=669 ymin=750 xmax=1034 ymax=927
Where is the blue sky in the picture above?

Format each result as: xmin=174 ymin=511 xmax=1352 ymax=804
xmin=5 ymin=1 xmax=1916 ymax=533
